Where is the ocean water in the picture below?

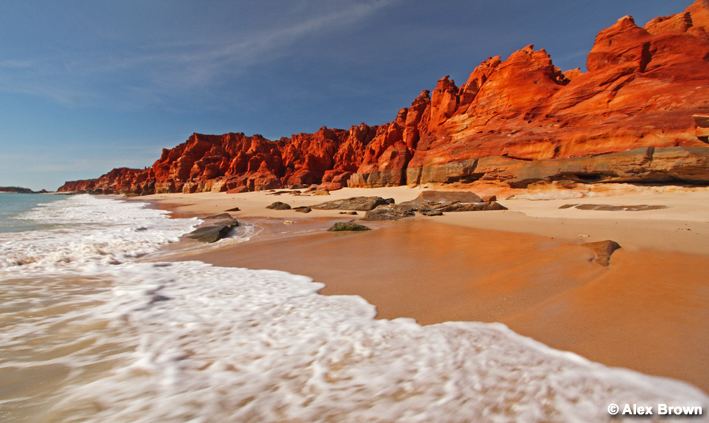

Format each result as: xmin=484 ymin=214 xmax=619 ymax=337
xmin=0 ymin=194 xmax=706 ymax=422
xmin=0 ymin=193 xmax=63 ymax=233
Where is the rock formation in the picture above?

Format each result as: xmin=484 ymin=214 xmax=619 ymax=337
xmin=58 ymin=1 xmax=709 ymax=194
xmin=185 ymin=213 xmax=239 ymax=243
xmin=311 ymin=196 xmax=390 ymax=211
xmin=583 ymin=240 xmax=622 ymax=266
xmin=59 ymin=167 xmax=154 ymax=194
xmin=328 ymin=222 xmax=371 ymax=232
xmin=363 ymin=204 xmax=416 ymax=221
xmin=266 ymin=201 xmax=291 ymax=210
xmin=399 ymin=191 xmax=507 ymax=213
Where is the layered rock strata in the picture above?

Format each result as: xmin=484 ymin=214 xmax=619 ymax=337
xmin=59 ymin=1 xmax=709 ymax=194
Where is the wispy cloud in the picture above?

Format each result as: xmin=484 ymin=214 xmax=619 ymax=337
xmin=0 ymin=59 xmax=35 ymax=69
xmin=0 ymin=0 xmax=398 ymax=107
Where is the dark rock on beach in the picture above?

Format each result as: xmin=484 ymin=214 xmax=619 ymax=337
xmin=583 ymin=240 xmax=622 ymax=266
xmin=363 ymin=204 xmax=416 ymax=221
xmin=328 ymin=221 xmax=371 ymax=232
xmin=294 ymin=206 xmax=312 ymax=213
xmin=312 ymin=196 xmax=389 ymax=211
xmin=400 ymin=190 xmax=507 ymax=213
xmin=420 ymin=209 xmax=444 ymax=216
xmin=437 ymin=201 xmax=507 ymax=212
xmin=266 ymin=201 xmax=291 ymax=210
xmin=186 ymin=213 xmax=239 ymax=243
xmin=402 ymin=191 xmax=483 ymax=208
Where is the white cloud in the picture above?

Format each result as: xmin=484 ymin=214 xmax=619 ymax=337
xmin=0 ymin=0 xmax=398 ymax=107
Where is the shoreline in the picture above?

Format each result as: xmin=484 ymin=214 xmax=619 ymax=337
xmin=137 ymin=184 xmax=709 ymax=253
xmin=135 ymin=185 xmax=709 ymax=391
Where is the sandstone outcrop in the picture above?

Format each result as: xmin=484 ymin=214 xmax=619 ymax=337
xmin=400 ymin=191 xmax=507 ymax=213
xmin=311 ymin=196 xmax=389 ymax=211
xmin=185 ymin=213 xmax=239 ymax=243
xmin=328 ymin=222 xmax=371 ymax=232
xmin=59 ymin=167 xmax=154 ymax=194
xmin=400 ymin=191 xmax=484 ymax=208
xmin=363 ymin=204 xmax=416 ymax=221
xmin=583 ymin=240 xmax=622 ymax=266
xmin=58 ymin=1 xmax=709 ymax=194
xmin=266 ymin=202 xmax=291 ymax=210
xmin=695 ymin=115 xmax=709 ymax=143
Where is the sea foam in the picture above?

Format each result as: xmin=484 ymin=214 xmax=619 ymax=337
xmin=0 ymin=194 xmax=199 ymax=274
xmin=0 ymin=195 xmax=705 ymax=422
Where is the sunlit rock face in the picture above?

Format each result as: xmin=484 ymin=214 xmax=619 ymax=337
xmin=59 ymin=1 xmax=709 ymax=194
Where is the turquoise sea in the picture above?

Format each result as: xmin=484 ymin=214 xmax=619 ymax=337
xmin=0 ymin=193 xmax=63 ymax=233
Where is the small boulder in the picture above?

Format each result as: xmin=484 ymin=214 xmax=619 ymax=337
xmin=583 ymin=240 xmax=621 ymax=266
xmin=266 ymin=201 xmax=291 ymax=210
xmin=294 ymin=206 xmax=312 ymax=213
xmin=339 ymin=211 xmax=358 ymax=215
xmin=363 ymin=204 xmax=415 ymax=221
xmin=421 ymin=209 xmax=443 ymax=216
xmin=328 ymin=222 xmax=371 ymax=232
xmin=186 ymin=214 xmax=239 ymax=243
xmin=226 ymin=207 xmax=241 ymax=212
xmin=312 ymin=196 xmax=388 ymax=211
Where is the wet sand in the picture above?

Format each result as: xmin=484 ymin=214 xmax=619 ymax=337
xmin=139 ymin=185 xmax=709 ymax=391
xmin=175 ymin=219 xmax=709 ymax=391
xmin=136 ymin=185 xmax=709 ymax=253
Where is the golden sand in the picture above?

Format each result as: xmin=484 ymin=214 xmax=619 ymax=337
xmin=145 ymin=185 xmax=709 ymax=390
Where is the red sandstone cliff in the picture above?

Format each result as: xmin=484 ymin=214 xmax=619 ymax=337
xmin=59 ymin=1 xmax=709 ymax=194
xmin=59 ymin=167 xmax=154 ymax=194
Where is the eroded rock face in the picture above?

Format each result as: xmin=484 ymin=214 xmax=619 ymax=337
xmin=695 ymin=115 xmax=709 ymax=143
xmin=58 ymin=1 xmax=709 ymax=194
xmin=266 ymin=202 xmax=291 ymax=210
xmin=401 ymin=191 xmax=484 ymax=208
xmin=400 ymin=191 xmax=507 ymax=213
xmin=311 ymin=196 xmax=388 ymax=211
xmin=363 ymin=204 xmax=416 ymax=221
xmin=328 ymin=222 xmax=371 ymax=232
xmin=583 ymin=240 xmax=622 ymax=266
xmin=185 ymin=214 xmax=239 ymax=243
xmin=58 ymin=167 xmax=154 ymax=194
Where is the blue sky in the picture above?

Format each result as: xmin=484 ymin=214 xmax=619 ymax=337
xmin=0 ymin=0 xmax=692 ymax=190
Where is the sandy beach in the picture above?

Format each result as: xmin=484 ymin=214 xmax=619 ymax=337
xmin=137 ymin=184 xmax=709 ymax=391
xmin=5 ymin=1 xmax=709 ymax=420
xmin=142 ymin=184 xmax=709 ymax=253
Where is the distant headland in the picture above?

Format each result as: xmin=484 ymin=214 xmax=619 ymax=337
xmin=0 ymin=186 xmax=49 ymax=194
